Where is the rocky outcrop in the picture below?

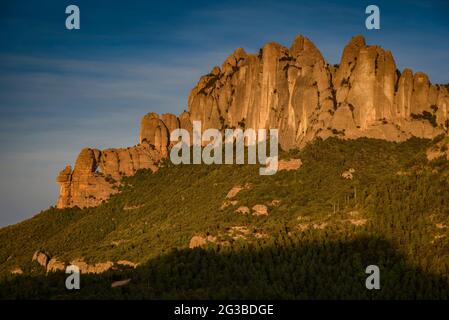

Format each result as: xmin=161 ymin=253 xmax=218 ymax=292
xmin=116 ymin=260 xmax=138 ymax=268
xmin=267 ymin=199 xmax=281 ymax=207
xmin=57 ymin=113 xmax=187 ymax=208
xmin=188 ymin=35 xmax=449 ymax=149
xmin=189 ymin=235 xmax=206 ymax=248
xmin=56 ymin=35 xmax=449 ymax=209
xmin=220 ymin=199 xmax=238 ymax=210
xmin=46 ymin=257 xmax=65 ymax=273
xmin=341 ymin=168 xmax=356 ymax=180
xmin=252 ymin=204 xmax=269 ymax=216
xmin=70 ymin=258 xmax=113 ymax=274
xmin=31 ymin=250 xmax=135 ymax=274
xmin=10 ymin=267 xmax=23 ymax=275
xmin=32 ymin=251 xmax=49 ymax=268
xmin=140 ymin=113 xmax=169 ymax=155
xmin=189 ymin=235 xmax=216 ymax=248
xmin=32 ymin=251 xmax=64 ymax=272
xmin=235 ymin=206 xmax=250 ymax=214
xmin=226 ymin=183 xmax=252 ymax=199
xmin=427 ymin=136 xmax=449 ymax=161
xmin=278 ymin=159 xmax=302 ymax=171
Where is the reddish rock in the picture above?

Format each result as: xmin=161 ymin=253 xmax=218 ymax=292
xmin=55 ymin=35 xmax=449 ymax=209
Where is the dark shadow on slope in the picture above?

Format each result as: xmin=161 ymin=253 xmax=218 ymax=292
xmin=1 ymin=235 xmax=448 ymax=300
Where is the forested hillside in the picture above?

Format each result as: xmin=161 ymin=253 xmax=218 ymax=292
xmin=1 ymin=136 xmax=449 ymax=299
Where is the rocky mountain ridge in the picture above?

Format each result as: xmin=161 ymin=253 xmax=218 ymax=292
xmin=56 ymin=34 xmax=449 ymax=209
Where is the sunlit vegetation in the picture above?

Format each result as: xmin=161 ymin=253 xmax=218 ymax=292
xmin=1 ymin=137 xmax=449 ymax=299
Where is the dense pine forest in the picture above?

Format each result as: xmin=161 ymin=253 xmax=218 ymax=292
xmin=1 ymin=136 xmax=449 ymax=299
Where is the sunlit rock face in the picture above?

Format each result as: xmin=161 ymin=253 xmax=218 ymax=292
xmin=56 ymin=113 xmax=182 ymax=209
xmin=56 ymin=35 xmax=449 ymax=208
xmin=189 ymin=34 xmax=448 ymax=148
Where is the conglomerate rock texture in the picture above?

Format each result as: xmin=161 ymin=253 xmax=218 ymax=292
xmin=56 ymin=143 xmax=163 ymax=208
xmin=56 ymin=34 xmax=449 ymax=208
xmin=189 ymin=35 xmax=448 ymax=150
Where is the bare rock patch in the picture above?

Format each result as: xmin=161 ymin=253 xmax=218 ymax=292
xmin=252 ymin=204 xmax=268 ymax=216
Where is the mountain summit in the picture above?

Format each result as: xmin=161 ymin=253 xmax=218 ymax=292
xmin=56 ymin=35 xmax=449 ymax=209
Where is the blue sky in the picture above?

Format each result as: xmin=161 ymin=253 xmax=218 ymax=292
xmin=0 ymin=0 xmax=448 ymax=226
